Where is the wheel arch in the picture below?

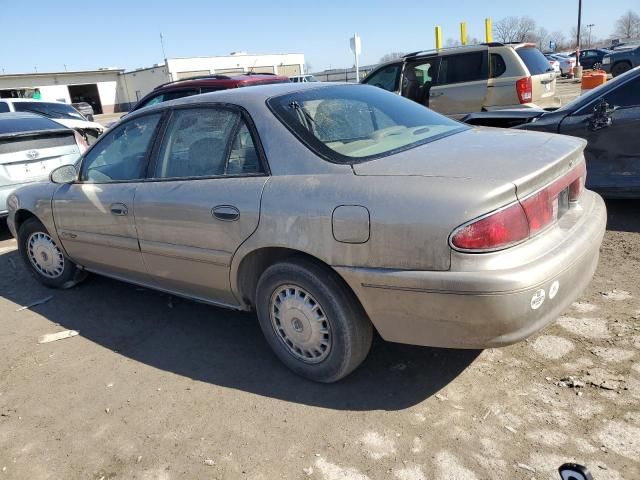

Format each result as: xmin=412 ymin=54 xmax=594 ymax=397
xmin=233 ymin=247 xmax=362 ymax=312
xmin=13 ymin=209 xmax=38 ymax=234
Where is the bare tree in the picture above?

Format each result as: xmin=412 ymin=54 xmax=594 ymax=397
xmin=379 ymin=52 xmax=406 ymax=63
xmin=304 ymin=62 xmax=313 ymax=74
xmin=445 ymin=36 xmax=480 ymax=47
xmin=494 ymin=16 xmax=537 ymax=43
xmin=534 ymin=27 xmax=551 ymax=51
xmin=613 ymin=10 xmax=640 ymax=39
xmin=569 ymin=25 xmax=589 ymax=49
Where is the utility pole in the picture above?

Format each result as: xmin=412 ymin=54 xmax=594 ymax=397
xmin=586 ymin=24 xmax=595 ymax=48
xmin=575 ymin=0 xmax=583 ymax=78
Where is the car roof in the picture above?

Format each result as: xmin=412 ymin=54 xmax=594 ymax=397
xmin=128 ymin=82 xmax=350 ymax=118
xmin=152 ymin=73 xmax=290 ymax=92
xmin=0 ymin=98 xmax=63 ymax=104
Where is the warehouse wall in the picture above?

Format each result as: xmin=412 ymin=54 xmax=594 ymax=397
xmin=167 ymin=53 xmax=305 ymax=78
xmin=118 ymin=66 xmax=170 ymax=111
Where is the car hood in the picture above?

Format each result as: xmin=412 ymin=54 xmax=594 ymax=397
xmin=353 ymin=127 xmax=586 ymax=198
xmin=52 ymin=118 xmax=104 ymax=131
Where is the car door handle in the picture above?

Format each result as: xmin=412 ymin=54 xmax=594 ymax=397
xmin=110 ymin=203 xmax=128 ymax=216
xmin=212 ymin=205 xmax=240 ymax=221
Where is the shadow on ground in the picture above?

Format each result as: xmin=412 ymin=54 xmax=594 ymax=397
xmin=605 ymin=198 xmax=640 ymax=233
xmin=0 ymin=233 xmax=478 ymax=411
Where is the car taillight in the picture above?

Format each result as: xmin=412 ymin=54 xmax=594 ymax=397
xmin=451 ymin=162 xmax=587 ymax=252
xmin=516 ymin=76 xmax=532 ymax=104
xmin=74 ymin=130 xmax=89 ymax=153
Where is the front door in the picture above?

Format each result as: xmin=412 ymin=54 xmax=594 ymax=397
xmin=53 ymin=112 xmax=163 ymax=280
xmin=559 ymin=75 xmax=640 ymax=195
xmin=134 ymin=106 xmax=268 ymax=306
xmin=429 ymin=50 xmax=489 ymax=118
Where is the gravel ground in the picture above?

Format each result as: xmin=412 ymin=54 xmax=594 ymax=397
xmin=0 ymin=197 xmax=638 ymax=480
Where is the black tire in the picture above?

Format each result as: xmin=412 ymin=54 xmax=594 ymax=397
xmin=611 ymin=62 xmax=631 ymax=77
xmin=18 ymin=218 xmax=86 ymax=289
xmin=255 ymin=258 xmax=373 ymax=383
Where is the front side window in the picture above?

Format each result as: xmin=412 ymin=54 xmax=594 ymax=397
xmin=437 ymin=52 xmax=487 ymax=84
xmin=363 ymin=63 xmax=402 ymax=92
xmin=603 ymin=76 xmax=640 ymax=108
xmin=0 ymin=102 xmax=9 ymax=113
xmin=81 ymin=113 xmax=162 ymax=182
xmin=153 ymin=107 xmax=263 ymax=179
xmin=268 ymin=84 xmax=466 ymax=163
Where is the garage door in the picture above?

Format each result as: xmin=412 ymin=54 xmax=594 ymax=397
xmin=277 ymin=64 xmax=301 ymax=77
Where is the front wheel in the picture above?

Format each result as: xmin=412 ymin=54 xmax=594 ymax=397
xmin=255 ymin=258 xmax=373 ymax=383
xmin=592 ymin=62 xmax=602 ymax=71
xmin=18 ymin=218 xmax=86 ymax=289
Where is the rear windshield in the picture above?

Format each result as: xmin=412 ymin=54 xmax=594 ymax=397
xmin=0 ymin=115 xmax=66 ymax=134
xmin=267 ymin=84 xmax=466 ymax=163
xmin=13 ymin=102 xmax=86 ymax=120
xmin=517 ymin=47 xmax=555 ymax=75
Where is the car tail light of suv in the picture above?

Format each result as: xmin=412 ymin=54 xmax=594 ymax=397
xmin=451 ymin=162 xmax=586 ymax=252
xmin=516 ymin=76 xmax=533 ymax=104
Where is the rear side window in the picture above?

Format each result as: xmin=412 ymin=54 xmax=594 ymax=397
xmin=153 ymin=108 xmax=263 ymax=179
xmin=437 ymin=52 xmax=487 ymax=84
xmin=516 ymin=47 xmax=554 ymax=75
xmin=363 ymin=64 xmax=402 ymax=92
xmin=490 ymin=53 xmax=507 ymax=78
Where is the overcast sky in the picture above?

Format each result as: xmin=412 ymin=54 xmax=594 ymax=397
xmin=1 ymin=0 xmax=637 ymax=74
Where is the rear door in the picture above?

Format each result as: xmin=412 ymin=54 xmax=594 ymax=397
xmin=516 ymin=46 xmax=557 ymax=108
xmin=559 ymin=75 xmax=640 ymax=195
xmin=134 ymin=105 xmax=268 ymax=305
xmin=429 ymin=50 xmax=489 ymax=117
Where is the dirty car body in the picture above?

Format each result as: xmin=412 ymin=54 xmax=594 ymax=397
xmin=6 ymin=83 xmax=606 ymax=381
xmin=463 ymin=66 xmax=640 ymax=198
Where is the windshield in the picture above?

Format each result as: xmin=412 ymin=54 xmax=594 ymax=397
xmin=560 ymin=66 xmax=640 ymax=112
xmin=517 ymin=47 xmax=555 ymax=75
xmin=13 ymin=101 xmax=86 ymax=120
xmin=268 ymin=84 xmax=466 ymax=163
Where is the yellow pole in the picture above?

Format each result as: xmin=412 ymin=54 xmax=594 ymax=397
xmin=460 ymin=22 xmax=467 ymax=45
xmin=485 ymin=17 xmax=492 ymax=43
xmin=435 ymin=25 xmax=442 ymax=49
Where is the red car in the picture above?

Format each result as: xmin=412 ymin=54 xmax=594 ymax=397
xmin=130 ymin=73 xmax=290 ymax=112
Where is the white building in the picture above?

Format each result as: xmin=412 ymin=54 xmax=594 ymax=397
xmin=0 ymin=52 xmax=305 ymax=113
xmin=0 ymin=69 xmax=123 ymax=113
xmin=118 ymin=52 xmax=304 ymax=110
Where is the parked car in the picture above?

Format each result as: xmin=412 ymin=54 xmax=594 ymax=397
xmin=0 ymin=112 xmax=87 ymax=217
xmin=362 ymin=43 xmax=559 ymax=118
xmin=546 ymin=53 xmax=576 ymax=77
xmin=289 ymin=74 xmax=320 ymax=83
xmin=129 ymin=73 xmax=290 ymax=113
xmin=602 ymin=45 xmax=640 ymax=77
xmin=568 ymin=48 xmax=612 ymax=70
xmin=545 ymin=56 xmax=561 ymax=76
xmin=6 ymin=83 xmax=605 ymax=382
xmin=71 ymin=102 xmax=95 ymax=121
xmin=0 ymin=99 xmax=104 ymax=145
xmin=463 ymin=66 xmax=640 ymax=197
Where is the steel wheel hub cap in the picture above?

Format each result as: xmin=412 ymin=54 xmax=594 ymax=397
xmin=270 ymin=284 xmax=331 ymax=363
xmin=27 ymin=232 xmax=64 ymax=279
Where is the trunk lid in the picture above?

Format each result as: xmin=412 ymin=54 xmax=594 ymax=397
xmin=0 ymin=130 xmax=81 ymax=185
xmin=352 ymin=127 xmax=586 ymax=200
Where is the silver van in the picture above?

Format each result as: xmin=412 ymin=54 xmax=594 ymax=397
xmin=363 ymin=43 xmax=560 ymax=118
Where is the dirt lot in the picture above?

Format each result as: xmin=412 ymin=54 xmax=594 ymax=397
xmin=0 ymin=197 xmax=638 ymax=480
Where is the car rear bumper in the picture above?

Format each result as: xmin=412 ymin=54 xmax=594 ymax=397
xmin=336 ymin=192 xmax=606 ymax=349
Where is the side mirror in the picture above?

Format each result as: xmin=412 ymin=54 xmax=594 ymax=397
xmin=50 ymin=164 xmax=78 ymax=184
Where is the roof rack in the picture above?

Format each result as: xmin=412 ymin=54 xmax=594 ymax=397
xmin=243 ymin=71 xmax=276 ymax=75
xmin=153 ymin=74 xmax=232 ymax=90
xmin=403 ymin=43 xmax=499 ymax=59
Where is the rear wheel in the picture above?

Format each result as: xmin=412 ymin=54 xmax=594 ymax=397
xmin=592 ymin=62 xmax=602 ymax=71
xmin=18 ymin=218 xmax=86 ymax=289
xmin=611 ymin=62 xmax=631 ymax=77
xmin=255 ymin=258 xmax=373 ymax=383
